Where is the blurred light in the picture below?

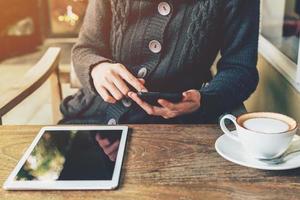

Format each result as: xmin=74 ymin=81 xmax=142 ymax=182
xmin=57 ymin=5 xmax=79 ymax=26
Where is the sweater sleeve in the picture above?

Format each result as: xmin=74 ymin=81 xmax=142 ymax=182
xmin=72 ymin=0 xmax=113 ymax=94
xmin=198 ymin=0 xmax=260 ymax=118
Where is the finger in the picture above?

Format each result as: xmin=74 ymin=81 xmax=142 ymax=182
xmin=157 ymin=99 xmax=177 ymax=111
xmin=97 ymin=87 xmax=116 ymax=103
xmin=183 ymin=90 xmax=200 ymax=101
xmin=105 ymin=140 xmax=120 ymax=155
xmin=119 ymin=68 xmax=148 ymax=92
xmin=152 ymin=106 xmax=169 ymax=117
xmin=104 ymin=80 xmax=124 ymax=101
xmin=182 ymin=91 xmax=194 ymax=101
xmin=111 ymin=75 xmax=130 ymax=95
xmin=128 ymin=92 xmax=165 ymax=116
xmin=108 ymin=149 xmax=118 ymax=161
xmin=128 ymin=92 xmax=154 ymax=114
xmin=138 ymin=78 xmax=145 ymax=85
xmin=95 ymin=134 xmax=111 ymax=148
xmin=162 ymin=113 xmax=179 ymax=119
xmin=158 ymin=99 xmax=195 ymax=114
xmin=107 ymin=147 xmax=118 ymax=161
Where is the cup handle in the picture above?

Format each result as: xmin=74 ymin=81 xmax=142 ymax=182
xmin=220 ymin=114 xmax=240 ymax=142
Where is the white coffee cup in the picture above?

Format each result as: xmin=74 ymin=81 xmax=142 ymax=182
xmin=220 ymin=112 xmax=298 ymax=159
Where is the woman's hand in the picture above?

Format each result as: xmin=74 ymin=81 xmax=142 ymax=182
xmin=91 ymin=62 xmax=147 ymax=103
xmin=128 ymin=89 xmax=201 ymax=119
xmin=95 ymin=134 xmax=120 ymax=162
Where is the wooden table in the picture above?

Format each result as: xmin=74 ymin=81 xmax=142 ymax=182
xmin=1 ymin=125 xmax=300 ymax=200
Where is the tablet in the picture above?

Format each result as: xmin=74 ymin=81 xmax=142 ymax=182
xmin=3 ymin=126 xmax=128 ymax=190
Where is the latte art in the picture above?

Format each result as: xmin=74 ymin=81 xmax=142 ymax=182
xmin=243 ymin=118 xmax=290 ymax=134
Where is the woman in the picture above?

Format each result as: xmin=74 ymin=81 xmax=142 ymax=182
xmin=60 ymin=0 xmax=260 ymax=125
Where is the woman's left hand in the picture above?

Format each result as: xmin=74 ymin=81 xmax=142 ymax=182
xmin=128 ymin=89 xmax=201 ymax=119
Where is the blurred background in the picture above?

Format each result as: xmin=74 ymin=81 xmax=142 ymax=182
xmin=0 ymin=0 xmax=300 ymax=125
xmin=0 ymin=0 xmax=88 ymax=124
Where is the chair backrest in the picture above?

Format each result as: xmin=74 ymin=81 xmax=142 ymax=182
xmin=0 ymin=47 xmax=62 ymax=124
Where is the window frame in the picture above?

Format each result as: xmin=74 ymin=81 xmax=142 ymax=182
xmin=259 ymin=1 xmax=300 ymax=93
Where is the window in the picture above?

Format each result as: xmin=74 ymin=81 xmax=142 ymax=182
xmin=260 ymin=0 xmax=300 ymax=91
xmin=47 ymin=0 xmax=88 ymax=37
xmin=0 ymin=0 xmax=42 ymax=60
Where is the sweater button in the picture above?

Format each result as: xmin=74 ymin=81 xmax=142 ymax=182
xmin=149 ymin=40 xmax=162 ymax=53
xmin=122 ymin=98 xmax=132 ymax=108
xmin=107 ymin=118 xmax=117 ymax=125
xmin=158 ymin=2 xmax=171 ymax=16
xmin=137 ymin=67 xmax=148 ymax=78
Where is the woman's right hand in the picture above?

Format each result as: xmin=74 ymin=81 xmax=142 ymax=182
xmin=95 ymin=133 xmax=120 ymax=162
xmin=91 ymin=62 xmax=147 ymax=103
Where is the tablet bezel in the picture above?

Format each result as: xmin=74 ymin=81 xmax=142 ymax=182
xmin=3 ymin=125 xmax=128 ymax=190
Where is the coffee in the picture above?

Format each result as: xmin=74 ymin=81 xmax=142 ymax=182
xmin=220 ymin=112 xmax=298 ymax=159
xmin=237 ymin=112 xmax=296 ymax=134
xmin=243 ymin=118 xmax=289 ymax=134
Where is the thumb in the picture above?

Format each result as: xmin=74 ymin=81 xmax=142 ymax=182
xmin=182 ymin=90 xmax=200 ymax=101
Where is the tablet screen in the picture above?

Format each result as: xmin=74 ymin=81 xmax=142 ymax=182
xmin=15 ymin=130 xmax=122 ymax=181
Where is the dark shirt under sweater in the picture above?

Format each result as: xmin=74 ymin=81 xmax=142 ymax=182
xmin=60 ymin=0 xmax=260 ymax=124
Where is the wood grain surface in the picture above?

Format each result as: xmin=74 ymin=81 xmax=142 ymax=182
xmin=1 ymin=125 xmax=300 ymax=200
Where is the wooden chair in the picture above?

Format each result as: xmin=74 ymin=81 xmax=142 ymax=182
xmin=0 ymin=47 xmax=62 ymax=125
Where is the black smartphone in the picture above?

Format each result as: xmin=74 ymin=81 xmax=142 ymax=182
xmin=137 ymin=92 xmax=183 ymax=106
xmin=91 ymin=130 xmax=121 ymax=143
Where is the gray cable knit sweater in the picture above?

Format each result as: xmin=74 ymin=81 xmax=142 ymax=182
xmin=60 ymin=0 xmax=260 ymax=124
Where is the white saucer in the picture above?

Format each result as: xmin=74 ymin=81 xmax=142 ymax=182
xmin=215 ymin=132 xmax=300 ymax=170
